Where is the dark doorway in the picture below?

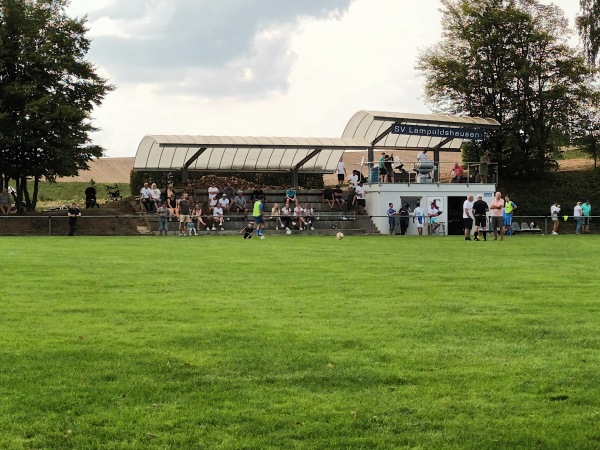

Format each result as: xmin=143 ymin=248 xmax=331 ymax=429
xmin=448 ymin=196 xmax=466 ymax=235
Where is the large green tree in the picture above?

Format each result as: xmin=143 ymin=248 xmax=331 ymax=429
xmin=417 ymin=0 xmax=595 ymax=176
xmin=577 ymin=0 xmax=600 ymax=64
xmin=0 ymin=0 xmax=113 ymax=211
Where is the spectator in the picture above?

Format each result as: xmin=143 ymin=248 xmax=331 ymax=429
xmin=231 ymin=190 xmax=248 ymax=216
xmin=208 ymin=192 xmax=218 ymax=212
xmin=213 ymin=203 xmax=225 ymax=230
xmin=348 ymin=170 xmax=359 ymax=187
xmin=281 ymin=203 xmax=294 ymax=231
xmin=166 ymin=184 xmax=175 ymax=200
xmin=294 ymin=202 xmax=308 ymax=230
xmin=218 ymin=193 xmax=230 ymax=213
xmin=489 ymin=191 xmax=505 ymax=241
xmin=413 ymin=202 xmax=425 ymax=236
xmin=322 ymin=186 xmax=335 ymax=211
xmin=450 ymin=163 xmax=464 ymax=183
xmin=346 ymin=186 xmax=357 ymax=216
xmin=503 ymin=195 xmax=517 ymax=237
xmin=335 ymin=157 xmax=346 ymax=184
xmin=201 ymin=201 xmax=215 ymax=231
xmin=387 ymin=203 xmax=396 ymax=235
xmin=150 ymin=183 xmax=161 ymax=209
xmin=333 ymin=185 xmax=345 ymax=211
xmin=191 ymin=203 xmax=206 ymax=231
xmin=167 ymin=193 xmax=178 ymax=220
xmin=385 ymin=154 xmax=394 ymax=182
xmin=417 ymin=148 xmax=429 ymax=162
xmin=156 ymin=202 xmax=169 ymax=236
xmin=285 ymin=185 xmax=297 ymax=208
xmin=472 ymin=193 xmax=489 ymax=241
xmin=478 ymin=155 xmax=489 ymax=183
xmin=378 ymin=152 xmax=386 ymax=183
xmin=186 ymin=218 xmax=198 ymax=236
xmin=551 ymin=202 xmax=561 ymax=235
xmin=223 ymin=184 xmax=235 ymax=202
xmin=463 ymin=194 xmax=474 ymax=241
xmin=270 ymin=203 xmax=285 ymax=230
xmin=67 ymin=202 xmax=81 ymax=236
xmin=355 ymin=181 xmax=366 ymax=215
xmin=208 ymin=185 xmax=219 ymax=202
xmin=0 ymin=188 xmax=11 ymax=215
xmin=428 ymin=202 xmax=441 ymax=235
xmin=581 ymin=199 xmax=592 ymax=233
xmin=574 ymin=201 xmax=583 ymax=234
xmin=177 ymin=193 xmax=191 ymax=236
xmin=305 ymin=202 xmax=315 ymax=230
xmin=140 ymin=182 xmax=153 ymax=212
xmin=240 ymin=220 xmax=254 ymax=239
xmin=398 ymin=203 xmax=411 ymax=235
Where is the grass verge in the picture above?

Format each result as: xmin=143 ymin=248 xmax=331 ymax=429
xmin=1 ymin=235 xmax=599 ymax=449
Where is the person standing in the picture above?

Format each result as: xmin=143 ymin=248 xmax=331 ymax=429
xmin=67 ymin=202 xmax=81 ymax=236
xmin=378 ymin=152 xmax=386 ymax=182
xmin=355 ymin=181 xmax=367 ymax=215
xmin=489 ymin=192 xmax=505 ymax=241
xmin=335 ymin=157 xmax=346 ymax=185
xmin=253 ymin=195 xmax=265 ymax=238
xmin=574 ymin=201 xmax=583 ymax=234
xmin=463 ymin=194 xmax=474 ymax=241
xmin=503 ymin=195 xmax=517 ymax=237
xmin=472 ymin=194 xmax=489 ymax=241
xmin=581 ymin=199 xmax=592 ymax=233
xmin=0 ymin=188 xmax=12 ymax=215
xmin=157 ymin=202 xmax=169 ymax=236
xmin=387 ymin=203 xmax=396 ymax=235
xmin=550 ymin=202 xmax=561 ymax=235
xmin=398 ymin=203 xmax=411 ymax=235
xmin=413 ymin=202 xmax=425 ymax=236
xmin=177 ymin=193 xmax=191 ymax=236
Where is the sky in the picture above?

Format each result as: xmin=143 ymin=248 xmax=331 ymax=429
xmin=66 ymin=0 xmax=582 ymax=158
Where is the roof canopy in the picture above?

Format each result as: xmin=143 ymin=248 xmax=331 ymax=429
xmin=133 ymin=135 xmax=370 ymax=173
xmin=342 ymin=111 xmax=500 ymax=151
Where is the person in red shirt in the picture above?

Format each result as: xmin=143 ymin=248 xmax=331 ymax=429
xmin=450 ymin=163 xmax=464 ymax=183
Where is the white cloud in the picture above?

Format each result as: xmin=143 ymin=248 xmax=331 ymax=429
xmin=70 ymin=0 xmax=582 ymax=157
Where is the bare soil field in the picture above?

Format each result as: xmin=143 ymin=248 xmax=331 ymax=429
xmin=57 ymin=157 xmax=134 ymax=183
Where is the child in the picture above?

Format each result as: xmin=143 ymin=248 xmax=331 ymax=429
xmin=241 ymin=221 xmax=254 ymax=239
xmin=157 ymin=203 xmax=169 ymax=236
xmin=186 ymin=220 xmax=197 ymax=236
xmin=387 ymin=203 xmax=396 ymax=235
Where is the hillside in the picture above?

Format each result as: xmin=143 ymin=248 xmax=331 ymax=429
xmin=57 ymin=157 xmax=134 ymax=183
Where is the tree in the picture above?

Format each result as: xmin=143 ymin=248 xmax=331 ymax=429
xmin=577 ymin=0 xmax=600 ymax=65
xmin=0 ymin=0 xmax=114 ymax=211
xmin=417 ymin=0 xmax=596 ymax=176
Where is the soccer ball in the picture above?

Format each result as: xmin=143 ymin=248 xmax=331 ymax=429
xmin=286 ymin=229 xmax=292 ymax=235
xmin=260 ymin=235 xmax=265 ymax=240
xmin=336 ymin=232 xmax=344 ymax=240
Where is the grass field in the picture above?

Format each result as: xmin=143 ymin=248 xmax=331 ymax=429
xmin=1 ymin=235 xmax=599 ymax=449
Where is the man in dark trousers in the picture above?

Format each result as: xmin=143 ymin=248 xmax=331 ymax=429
xmin=67 ymin=202 xmax=81 ymax=236
xmin=472 ymin=194 xmax=489 ymax=241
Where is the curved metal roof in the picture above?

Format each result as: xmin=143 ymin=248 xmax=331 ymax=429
xmin=133 ymin=135 xmax=370 ymax=173
xmin=342 ymin=111 xmax=500 ymax=150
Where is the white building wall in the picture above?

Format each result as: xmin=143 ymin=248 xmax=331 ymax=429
xmin=365 ymin=182 xmax=496 ymax=235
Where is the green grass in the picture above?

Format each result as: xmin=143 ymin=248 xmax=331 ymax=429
xmin=1 ymin=235 xmax=599 ymax=449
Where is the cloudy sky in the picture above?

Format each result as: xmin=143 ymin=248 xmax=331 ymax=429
xmin=67 ymin=0 xmax=581 ymax=158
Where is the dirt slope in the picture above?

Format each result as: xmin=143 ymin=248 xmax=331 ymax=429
xmin=58 ymin=157 xmax=134 ymax=183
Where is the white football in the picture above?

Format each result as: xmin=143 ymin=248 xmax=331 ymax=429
xmin=336 ymin=232 xmax=344 ymax=240
xmin=286 ymin=229 xmax=292 ymax=235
